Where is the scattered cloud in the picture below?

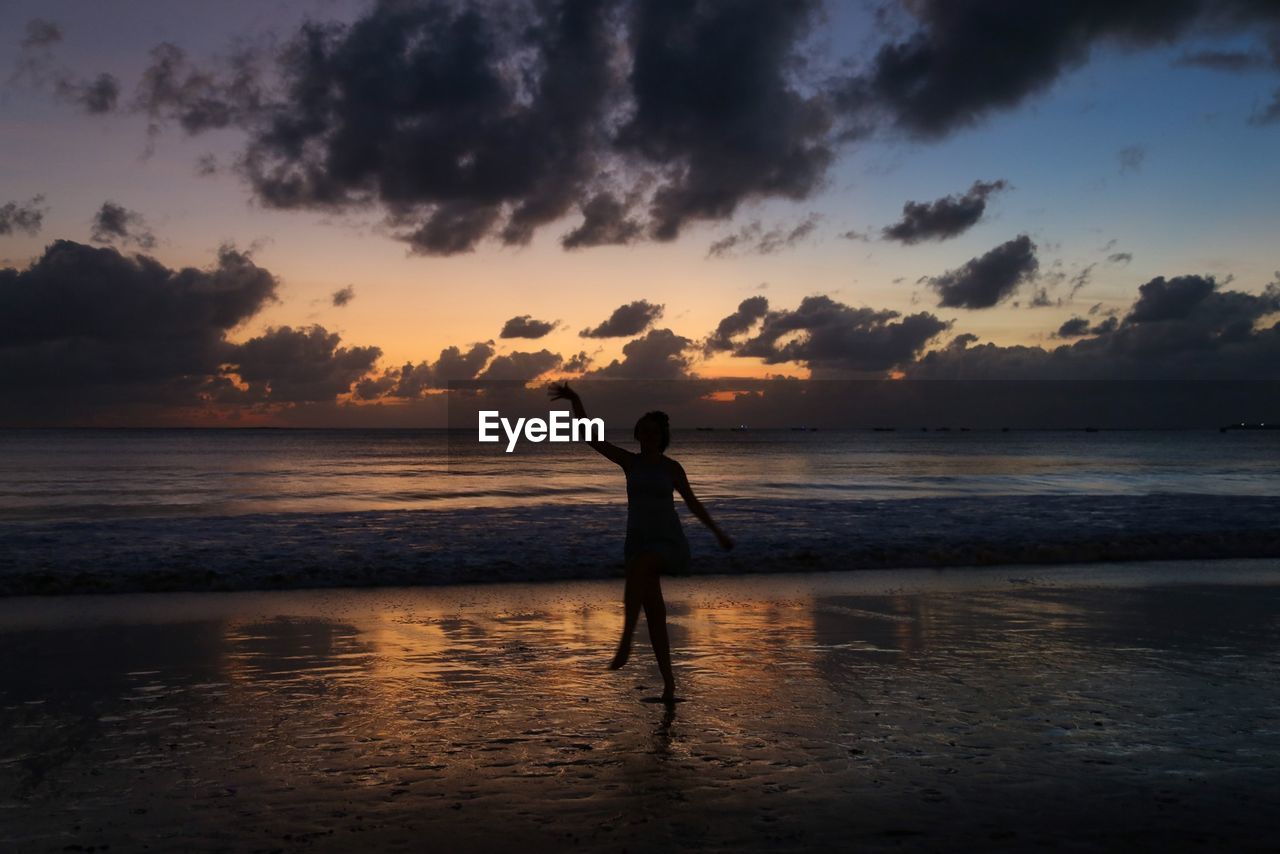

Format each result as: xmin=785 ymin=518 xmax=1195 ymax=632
xmin=90 ymin=202 xmax=157 ymax=249
xmin=707 ymin=214 xmax=821 ymax=258
xmin=880 ymin=179 xmax=1007 ymax=244
xmin=0 ymin=196 xmax=47 ymax=236
xmin=705 ymin=296 xmax=770 ymax=353
xmin=908 ymin=274 xmax=1280 ymax=378
xmin=1118 ymin=145 xmax=1146 ymax=174
xmin=580 ymin=300 xmax=664 ymax=338
xmin=586 ymin=328 xmax=695 ymax=379
xmin=732 ymin=294 xmax=949 ymax=373
xmin=331 ymin=285 xmax=355 ymax=307
xmin=500 ymin=315 xmax=557 ymax=339
xmin=927 ymin=235 xmax=1039 ymax=309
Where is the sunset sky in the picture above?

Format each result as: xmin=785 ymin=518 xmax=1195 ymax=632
xmin=1 ymin=0 xmax=1278 ymax=425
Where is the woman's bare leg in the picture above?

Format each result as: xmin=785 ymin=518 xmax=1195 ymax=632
xmin=640 ymin=566 xmax=675 ymax=701
xmin=609 ymin=556 xmax=646 ymax=670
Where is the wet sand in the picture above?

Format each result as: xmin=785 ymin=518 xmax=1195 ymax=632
xmin=2 ymin=559 xmax=1279 ymax=852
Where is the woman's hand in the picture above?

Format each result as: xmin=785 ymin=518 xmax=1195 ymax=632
xmin=716 ymin=530 xmax=734 ymax=551
xmin=548 ymin=381 xmax=578 ymax=402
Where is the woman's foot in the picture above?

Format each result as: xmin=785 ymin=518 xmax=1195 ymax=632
xmin=608 ymin=642 xmax=631 ymax=670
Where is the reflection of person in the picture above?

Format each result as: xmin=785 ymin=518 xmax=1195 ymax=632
xmin=549 ymin=381 xmax=733 ymax=703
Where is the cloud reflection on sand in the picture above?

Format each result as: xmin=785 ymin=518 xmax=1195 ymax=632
xmin=2 ymin=563 xmax=1280 ymax=850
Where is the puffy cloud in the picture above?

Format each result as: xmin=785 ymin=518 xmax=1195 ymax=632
xmin=500 ymin=315 xmax=557 ymax=339
xmin=331 ymin=285 xmax=355 ymax=307
xmin=477 ymin=349 xmax=562 ymax=382
xmin=0 ymin=196 xmax=46 ymax=236
xmin=707 ymin=215 xmax=820 ymax=258
xmin=90 ymin=202 xmax=156 ymax=249
xmin=906 ymin=274 xmax=1280 ymax=379
xmin=928 ymin=235 xmax=1039 ymax=309
xmin=226 ymin=325 xmax=381 ymax=403
xmin=353 ymin=342 xmax=496 ymax=400
xmin=705 ymin=295 xmax=769 ymax=352
xmin=834 ymin=1 xmax=1280 ymax=139
xmin=587 ymin=328 xmax=695 ymax=379
xmin=580 ymin=300 xmax=663 ymax=338
xmin=733 ymin=294 xmax=949 ymax=373
xmin=881 ymin=180 xmax=1007 ymax=244
xmin=1125 ymin=274 xmax=1217 ymax=323
xmin=562 ymin=350 xmax=593 ymax=372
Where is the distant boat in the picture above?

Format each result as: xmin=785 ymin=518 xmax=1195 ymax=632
xmin=730 ymin=425 xmax=748 ymax=432
xmin=1220 ymin=422 xmax=1278 ymax=432
xmin=695 ymin=427 xmax=716 ymax=432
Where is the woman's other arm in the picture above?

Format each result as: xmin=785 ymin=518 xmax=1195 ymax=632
xmin=670 ymin=460 xmax=734 ymax=551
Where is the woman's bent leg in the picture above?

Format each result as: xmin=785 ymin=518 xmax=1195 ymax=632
xmin=609 ymin=555 xmax=648 ymax=669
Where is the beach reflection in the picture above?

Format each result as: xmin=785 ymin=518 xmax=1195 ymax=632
xmin=3 ymin=570 xmax=1280 ymax=850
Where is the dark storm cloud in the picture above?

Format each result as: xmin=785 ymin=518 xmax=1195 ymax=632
xmin=243 ymin=0 xmax=617 ymax=255
xmin=707 ymin=215 xmax=821 ymax=258
xmin=927 ymin=235 xmax=1039 ymax=309
xmin=561 ymin=193 xmax=644 ymax=250
xmin=477 ymin=349 xmax=562 ymax=382
xmin=580 ymin=300 xmax=664 ymax=338
xmin=733 ymin=294 xmax=949 ymax=372
xmin=108 ymin=0 xmax=832 ymax=254
xmin=0 ymin=240 xmax=276 ymax=404
xmin=834 ymin=0 xmax=1280 ymax=139
xmin=906 ymin=274 xmax=1280 ymax=379
xmin=587 ymin=328 xmax=694 ymax=379
xmin=704 ymin=295 xmax=769 ymax=352
xmin=0 ymin=196 xmax=46 ymax=236
xmin=331 ymin=285 xmax=355 ymax=307
xmin=225 ymin=325 xmax=380 ymax=403
xmin=880 ymin=179 xmax=1007 ymax=244
xmin=619 ymin=0 xmax=831 ymax=241
xmin=500 ymin=315 xmax=557 ymax=339
xmin=91 ymin=202 xmax=157 ymax=250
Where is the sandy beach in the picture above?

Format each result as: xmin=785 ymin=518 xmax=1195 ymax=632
xmin=3 ymin=559 xmax=1280 ymax=852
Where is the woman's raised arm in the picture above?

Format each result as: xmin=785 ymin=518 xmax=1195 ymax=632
xmin=548 ymin=382 xmax=632 ymax=469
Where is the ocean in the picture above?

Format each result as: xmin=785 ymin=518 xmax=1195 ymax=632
xmin=2 ymin=428 xmax=1278 ymax=594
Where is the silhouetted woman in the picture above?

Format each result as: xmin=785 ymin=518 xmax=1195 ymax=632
xmin=549 ymin=381 xmax=733 ymax=703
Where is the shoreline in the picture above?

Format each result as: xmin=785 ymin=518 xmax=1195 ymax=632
xmin=3 ymin=493 xmax=1279 ymax=597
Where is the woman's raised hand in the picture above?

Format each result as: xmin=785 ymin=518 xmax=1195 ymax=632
xmin=548 ymin=381 xmax=578 ymax=402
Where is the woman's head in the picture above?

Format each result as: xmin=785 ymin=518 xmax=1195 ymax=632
xmin=634 ymin=410 xmax=670 ymax=452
